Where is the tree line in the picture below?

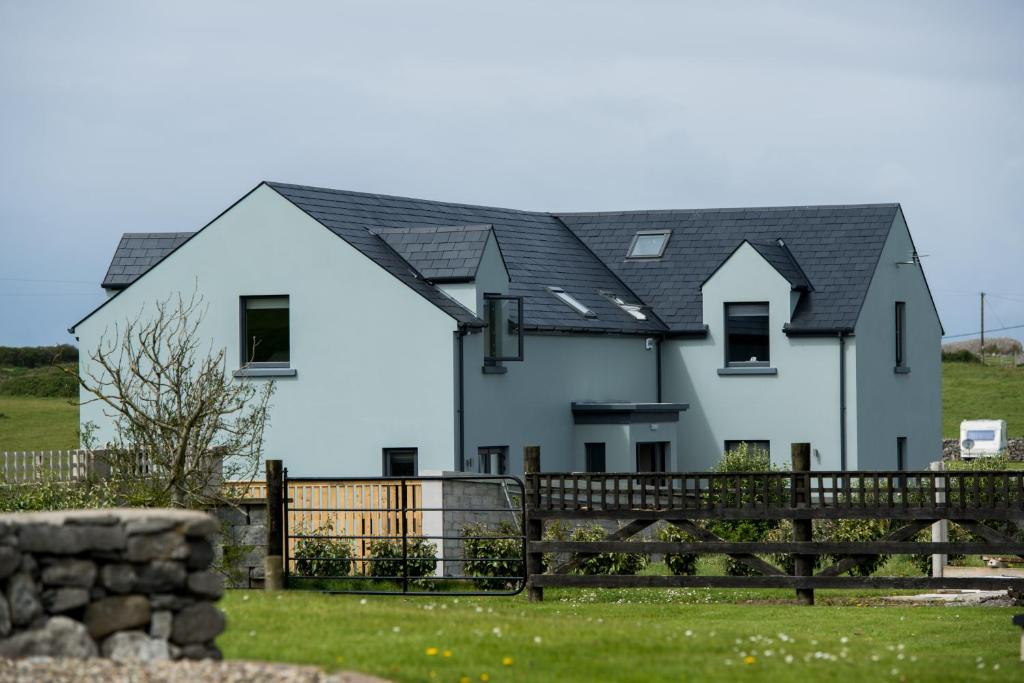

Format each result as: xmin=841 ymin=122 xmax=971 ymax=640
xmin=0 ymin=344 xmax=78 ymax=367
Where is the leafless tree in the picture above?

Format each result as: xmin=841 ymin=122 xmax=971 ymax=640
xmin=71 ymin=290 xmax=275 ymax=507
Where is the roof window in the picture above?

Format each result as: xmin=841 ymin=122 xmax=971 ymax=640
xmin=627 ymin=230 xmax=670 ymax=259
xmin=547 ymin=286 xmax=597 ymax=318
xmin=601 ymin=292 xmax=648 ymax=321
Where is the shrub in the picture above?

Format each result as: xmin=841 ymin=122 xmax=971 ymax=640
xmin=941 ymin=349 xmax=980 ymax=363
xmin=0 ymin=477 xmax=119 ymax=512
xmin=0 ymin=365 xmax=78 ymax=398
xmin=569 ymin=524 xmax=649 ymax=575
xmin=657 ymin=524 xmax=699 ymax=576
xmin=293 ymin=523 xmax=353 ymax=577
xmin=910 ymin=523 xmax=970 ymax=576
xmin=366 ymin=537 xmax=438 ymax=583
xmin=462 ymin=521 xmax=524 ymax=590
xmin=817 ymin=518 xmax=889 ymax=577
xmin=0 ymin=345 xmax=78 ymax=368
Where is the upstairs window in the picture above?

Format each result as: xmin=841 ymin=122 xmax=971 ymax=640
xmin=895 ymin=301 xmax=907 ymax=369
xmin=484 ymin=294 xmax=523 ymax=361
xmin=601 ymin=291 xmax=648 ymax=321
xmin=627 ymin=230 xmax=670 ymax=259
xmin=383 ymin=448 xmax=417 ymax=477
xmin=725 ymin=302 xmax=769 ymax=366
xmin=547 ymin=286 xmax=597 ymax=319
xmin=241 ymin=296 xmax=289 ymax=365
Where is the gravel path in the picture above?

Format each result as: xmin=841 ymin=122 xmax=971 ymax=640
xmin=0 ymin=658 xmax=392 ymax=683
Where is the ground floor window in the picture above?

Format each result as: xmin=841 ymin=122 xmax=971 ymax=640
xmin=724 ymin=440 xmax=770 ymax=456
xmin=585 ymin=442 xmax=606 ymax=472
xmin=636 ymin=442 xmax=669 ymax=472
xmin=383 ymin=448 xmax=417 ymax=477
xmin=897 ymin=437 xmax=907 ymax=471
xmin=477 ymin=446 xmax=508 ymax=475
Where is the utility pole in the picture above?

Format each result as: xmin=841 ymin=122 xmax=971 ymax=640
xmin=980 ymin=292 xmax=985 ymax=364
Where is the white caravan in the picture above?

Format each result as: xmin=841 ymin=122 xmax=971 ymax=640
xmin=959 ymin=419 xmax=1008 ymax=458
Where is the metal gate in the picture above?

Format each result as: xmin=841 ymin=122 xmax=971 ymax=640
xmin=282 ymin=472 xmax=527 ymax=595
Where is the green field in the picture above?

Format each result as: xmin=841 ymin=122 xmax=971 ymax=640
xmin=218 ymin=590 xmax=1018 ymax=682
xmin=942 ymin=361 xmax=1024 ymax=438
xmin=0 ymin=396 xmax=79 ymax=450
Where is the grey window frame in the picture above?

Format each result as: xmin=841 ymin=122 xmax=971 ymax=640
xmin=239 ymin=295 xmax=290 ymax=368
xmin=724 ymin=302 xmax=770 ymax=368
xmin=896 ymin=437 xmax=907 ymax=471
xmin=483 ymin=293 xmax=524 ymax=362
xmin=626 ymin=230 xmax=671 ymax=259
xmin=382 ymin=448 xmax=418 ymax=477
xmin=895 ymin=301 xmax=907 ymax=371
xmin=477 ymin=446 xmax=509 ymax=475
xmin=546 ymin=286 xmax=597 ymax=319
xmin=725 ymin=440 xmax=771 ymax=456
xmin=636 ymin=441 xmax=669 ymax=473
xmin=585 ymin=442 xmax=606 ymax=472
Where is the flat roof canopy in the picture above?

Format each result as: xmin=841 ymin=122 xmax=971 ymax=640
xmin=571 ymin=402 xmax=689 ymax=425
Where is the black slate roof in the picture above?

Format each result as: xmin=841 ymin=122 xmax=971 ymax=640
xmin=95 ymin=184 xmax=903 ymax=336
xmin=557 ymin=205 xmax=900 ymax=334
xmin=372 ymin=224 xmax=496 ymax=282
xmin=101 ymin=232 xmax=193 ymax=289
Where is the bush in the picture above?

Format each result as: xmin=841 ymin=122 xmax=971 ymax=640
xmin=293 ymin=523 xmax=354 ymax=577
xmin=568 ymin=525 xmax=649 ymax=575
xmin=817 ymin=518 xmax=889 ymax=576
xmin=941 ymin=349 xmax=980 ymax=363
xmin=366 ymin=537 xmax=438 ymax=583
xmin=0 ymin=365 xmax=78 ymax=398
xmin=657 ymin=524 xmax=699 ymax=576
xmin=0 ymin=477 xmax=119 ymax=512
xmin=910 ymin=523 xmax=970 ymax=576
xmin=0 ymin=345 xmax=78 ymax=368
xmin=462 ymin=521 xmax=524 ymax=590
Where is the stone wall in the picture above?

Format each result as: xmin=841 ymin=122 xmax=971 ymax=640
xmin=440 ymin=478 xmax=521 ymax=577
xmin=212 ymin=499 xmax=267 ymax=589
xmin=942 ymin=438 xmax=1024 ymax=461
xmin=0 ymin=509 xmax=225 ymax=661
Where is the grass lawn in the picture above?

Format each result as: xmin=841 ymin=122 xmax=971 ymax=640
xmin=0 ymin=396 xmax=79 ymax=450
xmin=219 ymin=589 xmax=1018 ymax=682
xmin=942 ymin=361 xmax=1024 ymax=438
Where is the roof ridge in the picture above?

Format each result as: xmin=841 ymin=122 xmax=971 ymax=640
xmin=555 ymin=202 xmax=900 ymax=217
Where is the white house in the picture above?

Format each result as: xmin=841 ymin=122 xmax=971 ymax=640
xmin=71 ymin=182 xmax=943 ymax=476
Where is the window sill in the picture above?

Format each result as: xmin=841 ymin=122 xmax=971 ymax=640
xmin=894 ymin=366 xmax=911 ymax=375
xmin=718 ymin=367 xmax=778 ymax=376
xmin=233 ymin=367 xmax=297 ymax=378
xmin=482 ymin=364 xmax=508 ymax=375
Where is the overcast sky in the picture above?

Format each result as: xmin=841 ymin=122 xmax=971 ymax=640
xmin=1 ymin=0 xmax=1022 ymax=347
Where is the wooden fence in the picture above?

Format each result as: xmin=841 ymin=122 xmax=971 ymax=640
xmin=523 ymin=445 xmax=1024 ymax=604
xmin=241 ymin=477 xmax=423 ymax=570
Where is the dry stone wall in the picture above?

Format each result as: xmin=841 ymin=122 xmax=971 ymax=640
xmin=942 ymin=438 xmax=1024 ymax=461
xmin=0 ymin=508 xmax=225 ymax=661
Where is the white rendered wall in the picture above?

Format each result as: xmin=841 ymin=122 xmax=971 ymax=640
xmin=663 ymin=242 xmax=853 ymax=471
xmin=853 ymin=211 xmax=942 ymax=469
xmin=74 ymin=185 xmax=460 ymax=476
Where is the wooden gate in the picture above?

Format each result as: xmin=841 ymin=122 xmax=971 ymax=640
xmin=523 ymin=445 xmax=1024 ymax=603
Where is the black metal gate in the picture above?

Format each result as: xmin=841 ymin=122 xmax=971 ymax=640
xmin=282 ymin=472 xmax=526 ymax=596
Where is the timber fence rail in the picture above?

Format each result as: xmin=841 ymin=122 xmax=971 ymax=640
xmin=523 ymin=444 xmax=1024 ymax=604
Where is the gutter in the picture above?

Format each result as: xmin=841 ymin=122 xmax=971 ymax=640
xmin=456 ymin=327 xmax=467 ymax=471
xmin=838 ymin=331 xmax=848 ymax=471
xmin=656 ymin=335 xmax=663 ymax=402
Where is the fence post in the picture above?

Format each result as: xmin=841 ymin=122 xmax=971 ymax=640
xmin=791 ymin=443 xmax=814 ymax=605
xmin=524 ymin=445 xmax=543 ymax=602
xmin=265 ymin=459 xmax=285 ymax=591
xmin=930 ymin=461 xmax=948 ymax=578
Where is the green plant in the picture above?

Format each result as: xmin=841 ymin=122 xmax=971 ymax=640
xmin=657 ymin=524 xmax=699 ymax=576
xmin=293 ymin=523 xmax=354 ymax=578
xmin=569 ymin=525 xmax=649 ymax=575
xmin=365 ymin=537 xmax=438 ymax=583
xmin=817 ymin=518 xmax=889 ymax=576
xmin=462 ymin=521 xmax=524 ymax=590
xmin=941 ymin=349 xmax=980 ymax=363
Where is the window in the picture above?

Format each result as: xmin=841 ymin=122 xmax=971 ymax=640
xmin=585 ymin=443 xmax=606 ymax=472
xmin=636 ymin=442 xmax=669 ymax=472
xmin=477 ymin=446 xmax=508 ymax=475
xmin=725 ymin=303 xmax=769 ymax=366
xmin=547 ymin=287 xmax=596 ymax=318
xmin=383 ymin=448 xmax=417 ymax=477
xmin=483 ymin=294 xmax=523 ymax=362
xmin=966 ymin=429 xmax=996 ymax=442
xmin=241 ymin=296 xmax=289 ymax=365
xmin=895 ymin=301 xmax=907 ymax=369
xmin=627 ymin=230 xmax=671 ymax=259
xmin=601 ymin=291 xmax=647 ymax=321
xmin=896 ymin=437 xmax=907 ymax=471
xmin=725 ymin=440 xmax=771 ymax=456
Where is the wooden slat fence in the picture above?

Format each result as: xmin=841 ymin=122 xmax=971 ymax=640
xmin=238 ymin=479 xmax=423 ymax=570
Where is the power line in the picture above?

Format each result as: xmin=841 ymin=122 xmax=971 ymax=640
xmin=0 ymin=277 xmax=96 ymax=285
xmin=943 ymin=323 xmax=1024 ymax=339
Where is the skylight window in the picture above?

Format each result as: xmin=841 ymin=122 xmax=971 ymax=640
xmin=627 ymin=230 xmax=671 ymax=259
xmin=601 ymin=292 xmax=648 ymax=321
xmin=547 ymin=286 xmax=597 ymax=318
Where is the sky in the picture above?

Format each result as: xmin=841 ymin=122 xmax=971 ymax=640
xmin=1 ymin=0 xmax=1022 ymax=347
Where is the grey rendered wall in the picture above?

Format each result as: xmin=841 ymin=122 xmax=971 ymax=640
xmin=75 ymin=186 xmax=461 ymax=476
xmin=853 ymin=211 xmax=942 ymax=469
xmin=461 ymin=333 xmax=658 ymax=475
xmin=662 ymin=242 xmax=856 ymax=471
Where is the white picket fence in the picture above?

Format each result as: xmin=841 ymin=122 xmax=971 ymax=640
xmin=0 ymin=450 xmax=112 ymax=484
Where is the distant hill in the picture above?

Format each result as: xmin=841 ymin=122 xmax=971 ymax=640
xmin=942 ymin=360 xmax=1024 ymax=438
